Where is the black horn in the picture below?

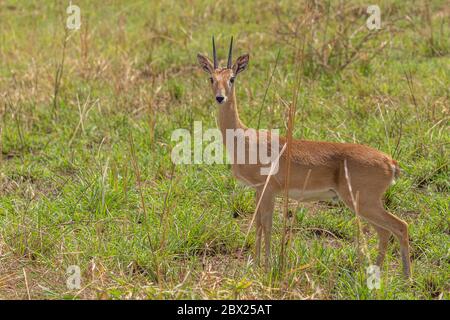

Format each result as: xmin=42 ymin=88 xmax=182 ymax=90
xmin=227 ymin=36 xmax=233 ymax=69
xmin=212 ymin=36 xmax=218 ymax=69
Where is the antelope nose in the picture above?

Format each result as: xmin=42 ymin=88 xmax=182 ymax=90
xmin=216 ymin=96 xmax=224 ymax=103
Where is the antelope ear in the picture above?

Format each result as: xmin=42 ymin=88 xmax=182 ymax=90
xmin=197 ymin=54 xmax=214 ymax=74
xmin=232 ymin=54 xmax=249 ymax=75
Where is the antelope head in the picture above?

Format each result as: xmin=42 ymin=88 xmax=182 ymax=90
xmin=197 ymin=36 xmax=249 ymax=105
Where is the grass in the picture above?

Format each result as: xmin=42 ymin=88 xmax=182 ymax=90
xmin=0 ymin=0 xmax=449 ymax=299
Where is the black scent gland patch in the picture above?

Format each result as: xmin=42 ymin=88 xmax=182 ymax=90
xmin=288 ymin=210 xmax=293 ymax=218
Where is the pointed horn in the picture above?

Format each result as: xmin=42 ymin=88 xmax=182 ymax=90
xmin=212 ymin=36 xmax=218 ymax=69
xmin=227 ymin=36 xmax=233 ymax=69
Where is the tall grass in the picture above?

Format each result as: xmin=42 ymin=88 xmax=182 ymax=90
xmin=0 ymin=0 xmax=448 ymax=299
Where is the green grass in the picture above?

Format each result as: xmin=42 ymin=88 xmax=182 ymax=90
xmin=0 ymin=0 xmax=449 ymax=299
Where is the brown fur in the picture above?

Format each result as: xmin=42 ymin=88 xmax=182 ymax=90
xmin=197 ymin=51 xmax=411 ymax=278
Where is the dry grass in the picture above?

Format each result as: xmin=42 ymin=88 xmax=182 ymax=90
xmin=0 ymin=0 xmax=448 ymax=299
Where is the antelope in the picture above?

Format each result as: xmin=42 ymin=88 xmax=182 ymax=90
xmin=197 ymin=37 xmax=411 ymax=278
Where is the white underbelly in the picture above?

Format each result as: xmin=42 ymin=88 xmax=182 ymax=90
xmin=288 ymin=189 xmax=338 ymax=202
xmin=232 ymin=170 xmax=338 ymax=202
xmin=234 ymin=173 xmax=265 ymax=188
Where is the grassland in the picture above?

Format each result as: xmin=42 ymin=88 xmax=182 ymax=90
xmin=0 ymin=0 xmax=449 ymax=299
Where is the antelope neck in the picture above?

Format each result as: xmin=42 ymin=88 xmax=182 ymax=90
xmin=217 ymin=89 xmax=247 ymax=144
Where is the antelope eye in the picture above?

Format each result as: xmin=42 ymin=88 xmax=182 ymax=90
xmin=230 ymin=77 xmax=235 ymax=84
xmin=209 ymin=77 xmax=214 ymax=84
